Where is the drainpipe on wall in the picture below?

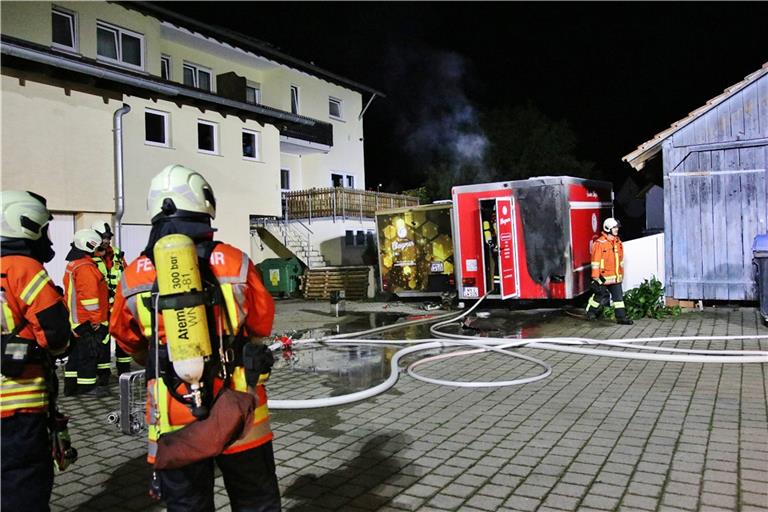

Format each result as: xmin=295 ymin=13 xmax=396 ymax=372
xmin=113 ymin=104 xmax=131 ymax=249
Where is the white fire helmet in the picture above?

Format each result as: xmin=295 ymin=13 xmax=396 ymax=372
xmin=0 ymin=190 xmax=53 ymax=241
xmin=603 ymin=217 xmax=621 ymax=232
xmin=147 ymin=164 xmax=216 ymax=221
xmin=91 ymin=221 xmax=113 ymax=238
xmin=73 ymin=229 xmax=102 ymax=253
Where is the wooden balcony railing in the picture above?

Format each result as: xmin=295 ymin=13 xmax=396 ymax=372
xmin=282 ymin=187 xmax=419 ymax=222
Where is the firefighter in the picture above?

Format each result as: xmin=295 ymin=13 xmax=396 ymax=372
xmin=1 ymin=190 xmax=71 ymax=511
xmin=482 ymin=210 xmax=499 ymax=289
xmin=586 ymin=217 xmax=634 ymax=325
xmin=110 ymin=164 xmax=280 ymax=511
xmin=63 ymin=229 xmax=111 ymax=396
xmin=91 ymin=221 xmax=131 ymax=376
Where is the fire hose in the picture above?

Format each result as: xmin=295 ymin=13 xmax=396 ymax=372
xmin=267 ymin=295 xmax=768 ymax=409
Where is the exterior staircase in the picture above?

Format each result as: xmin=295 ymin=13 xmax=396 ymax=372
xmin=252 ymin=217 xmax=327 ymax=268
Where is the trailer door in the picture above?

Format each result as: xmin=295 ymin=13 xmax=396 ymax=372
xmin=496 ymin=197 xmax=519 ymax=299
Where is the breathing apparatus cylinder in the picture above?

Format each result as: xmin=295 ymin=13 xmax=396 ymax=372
xmin=154 ymin=234 xmax=212 ymax=416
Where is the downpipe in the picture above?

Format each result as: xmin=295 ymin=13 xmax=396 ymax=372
xmin=113 ymin=104 xmax=131 ymax=248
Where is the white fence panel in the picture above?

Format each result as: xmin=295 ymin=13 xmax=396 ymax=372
xmin=622 ymin=233 xmax=665 ymax=292
xmin=46 ymin=214 xmax=76 ymax=289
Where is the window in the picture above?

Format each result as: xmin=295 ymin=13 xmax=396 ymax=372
xmin=242 ymin=130 xmax=260 ymax=160
xmin=290 ymin=85 xmax=300 ymax=114
xmin=96 ymin=22 xmax=143 ymax=69
xmin=280 ymin=169 xmax=290 ymax=191
xmin=52 ymin=7 xmax=76 ymax=51
xmin=329 ymin=97 xmax=343 ymax=120
xmin=183 ymin=62 xmax=212 ymax=91
xmin=197 ymin=120 xmax=218 ymax=154
xmin=331 ymin=172 xmax=355 ymax=188
xmin=345 ymin=230 xmax=354 ymax=246
xmin=355 ymin=230 xmax=365 ymax=246
xmin=160 ymin=55 xmax=171 ymax=80
xmin=246 ymin=83 xmax=261 ymax=105
xmin=144 ymin=109 xmax=169 ymax=146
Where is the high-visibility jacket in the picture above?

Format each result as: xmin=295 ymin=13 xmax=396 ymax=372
xmin=590 ymin=233 xmax=624 ymax=284
xmin=94 ymin=245 xmax=126 ymax=302
xmin=1 ymin=255 xmax=70 ymax=418
xmin=110 ymin=242 xmax=275 ymax=464
xmin=63 ymin=256 xmax=109 ymax=330
xmin=482 ymin=220 xmax=496 ymax=248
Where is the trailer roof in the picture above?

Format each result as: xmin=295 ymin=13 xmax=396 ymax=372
xmin=452 ymin=176 xmax=612 ymax=194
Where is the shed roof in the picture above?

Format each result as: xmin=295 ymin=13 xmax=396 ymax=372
xmin=622 ymin=62 xmax=768 ymax=171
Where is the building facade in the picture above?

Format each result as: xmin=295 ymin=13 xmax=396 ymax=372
xmin=1 ymin=1 xmax=382 ymax=283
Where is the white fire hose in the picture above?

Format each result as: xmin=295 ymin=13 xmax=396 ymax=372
xmin=267 ymin=296 xmax=768 ymax=409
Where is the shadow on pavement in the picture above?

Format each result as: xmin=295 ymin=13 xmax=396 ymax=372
xmin=283 ymin=432 xmax=412 ymax=511
xmin=75 ymin=454 xmax=156 ymax=511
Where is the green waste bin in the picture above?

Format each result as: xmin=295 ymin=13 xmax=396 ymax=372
xmin=259 ymin=257 xmax=303 ymax=297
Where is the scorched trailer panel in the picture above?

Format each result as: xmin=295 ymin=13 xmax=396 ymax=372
xmin=452 ymin=176 xmax=613 ymax=300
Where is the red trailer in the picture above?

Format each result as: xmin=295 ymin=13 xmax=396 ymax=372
xmin=452 ymin=176 xmax=613 ymax=301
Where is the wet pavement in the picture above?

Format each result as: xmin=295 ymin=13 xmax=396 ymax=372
xmin=50 ymin=301 xmax=768 ymax=511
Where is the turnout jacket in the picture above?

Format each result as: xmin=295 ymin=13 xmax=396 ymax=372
xmin=0 ymin=255 xmax=69 ymax=417
xmin=94 ymin=245 xmax=126 ymax=301
xmin=63 ymin=256 xmax=109 ymax=330
xmin=110 ymin=242 xmax=276 ymax=463
xmin=590 ymin=233 xmax=624 ymax=284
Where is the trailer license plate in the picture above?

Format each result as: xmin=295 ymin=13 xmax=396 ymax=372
xmin=464 ymin=287 xmax=479 ymax=298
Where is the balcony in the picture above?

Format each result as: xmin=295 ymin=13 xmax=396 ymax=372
xmin=281 ymin=188 xmax=419 ymax=222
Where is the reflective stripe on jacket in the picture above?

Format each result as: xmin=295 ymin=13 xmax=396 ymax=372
xmin=590 ymin=233 xmax=624 ymax=284
xmin=1 ymin=255 xmax=69 ymax=417
xmin=94 ymin=246 xmax=125 ymax=300
xmin=63 ymin=257 xmax=109 ymax=330
xmin=110 ymin=243 xmax=276 ymax=463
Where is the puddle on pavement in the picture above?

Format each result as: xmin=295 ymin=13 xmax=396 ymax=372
xmin=272 ymin=308 xmax=579 ymax=395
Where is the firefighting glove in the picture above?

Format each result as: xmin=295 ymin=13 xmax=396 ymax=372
xmin=243 ymin=342 xmax=274 ymax=388
xmin=95 ymin=324 xmax=109 ymax=343
xmin=73 ymin=322 xmax=93 ymax=337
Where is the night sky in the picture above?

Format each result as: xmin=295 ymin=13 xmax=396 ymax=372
xmin=162 ymin=2 xmax=767 ymax=194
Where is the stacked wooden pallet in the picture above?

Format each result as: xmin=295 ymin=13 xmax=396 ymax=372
xmin=302 ymin=266 xmax=372 ymax=300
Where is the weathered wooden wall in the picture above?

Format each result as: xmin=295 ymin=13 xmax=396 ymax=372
xmin=662 ymin=74 xmax=768 ymax=300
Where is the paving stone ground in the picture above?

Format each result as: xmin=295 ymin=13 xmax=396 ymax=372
xmin=51 ymin=302 xmax=768 ymax=511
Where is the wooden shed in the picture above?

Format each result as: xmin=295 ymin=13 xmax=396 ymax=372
xmin=623 ymin=63 xmax=768 ymax=301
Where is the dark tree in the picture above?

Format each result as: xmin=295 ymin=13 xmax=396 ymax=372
xmin=483 ymin=102 xmax=595 ymax=182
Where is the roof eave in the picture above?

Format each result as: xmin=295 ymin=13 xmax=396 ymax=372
xmin=622 ymin=61 xmax=768 ymax=171
xmin=116 ymin=1 xmax=386 ymax=99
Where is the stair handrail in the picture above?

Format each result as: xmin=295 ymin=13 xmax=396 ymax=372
xmin=253 ymin=216 xmax=319 ymax=268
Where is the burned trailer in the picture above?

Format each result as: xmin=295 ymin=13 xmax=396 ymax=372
xmin=375 ymin=202 xmax=455 ymax=297
xmin=452 ymin=176 xmax=614 ymax=300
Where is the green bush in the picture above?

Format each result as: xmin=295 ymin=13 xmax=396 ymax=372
xmin=605 ymin=277 xmax=682 ymax=320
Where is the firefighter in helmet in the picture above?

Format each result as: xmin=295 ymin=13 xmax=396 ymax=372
xmin=90 ymin=220 xmax=131 ymax=376
xmin=1 ymin=190 xmax=71 ymax=510
xmin=110 ymin=164 xmax=280 ymax=510
xmin=63 ymin=229 xmax=111 ymax=396
xmin=586 ymin=217 xmax=634 ymax=325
